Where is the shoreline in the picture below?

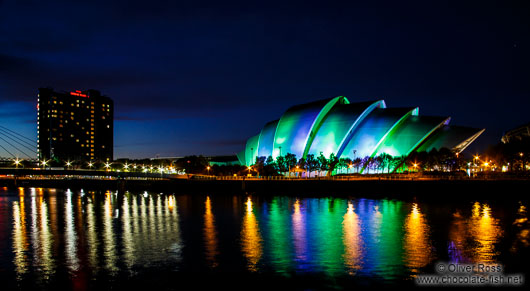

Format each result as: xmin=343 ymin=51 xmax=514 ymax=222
xmin=1 ymin=178 xmax=529 ymax=200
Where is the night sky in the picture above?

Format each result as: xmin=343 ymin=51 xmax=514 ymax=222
xmin=1 ymin=0 xmax=529 ymax=159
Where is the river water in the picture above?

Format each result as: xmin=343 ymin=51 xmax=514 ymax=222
xmin=0 ymin=187 xmax=528 ymax=290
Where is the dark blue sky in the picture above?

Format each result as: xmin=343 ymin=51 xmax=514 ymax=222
xmin=0 ymin=0 xmax=529 ymax=159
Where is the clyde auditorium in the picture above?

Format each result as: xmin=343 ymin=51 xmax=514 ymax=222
xmin=238 ymin=96 xmax=484 ymax=172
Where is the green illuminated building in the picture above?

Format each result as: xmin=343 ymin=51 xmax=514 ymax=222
xmin=238 ymin=97 xmax=484 ymax=173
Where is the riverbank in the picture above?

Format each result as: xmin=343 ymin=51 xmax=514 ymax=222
xmin=1 ymin=177 xmax=528 ymax=200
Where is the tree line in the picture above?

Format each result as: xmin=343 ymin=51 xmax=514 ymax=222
xmin=249 ymin=147 xmax=463 ymax=177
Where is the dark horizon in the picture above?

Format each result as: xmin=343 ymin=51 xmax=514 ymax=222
xmin=1 ymin=0 xmax=529 ymax=159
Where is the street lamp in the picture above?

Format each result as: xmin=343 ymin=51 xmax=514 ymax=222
xmin=207 ymin=166 xmax=210 ymax=175
xmin=104 ymin=162 xmax=112 ymax=171
xmin=14 ymin=158 xmax=21 ymax=169
xmin=296 ymin=165 xmax=299 ymax=178
xmin=124 ymin=163 xmax=129 ymax=171
xmin=88 ymin=161 xmax=94 ymax=169
xmin=65 ymin=160 xmax=72 ymax=169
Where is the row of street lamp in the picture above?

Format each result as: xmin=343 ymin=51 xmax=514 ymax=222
xmin=10 ymin=158 xmax=179 ymax=173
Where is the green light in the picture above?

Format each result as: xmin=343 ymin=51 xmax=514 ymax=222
xmin=311 ymin=198 xmax=346 ymax=276
xmin=242 ymin=97 xmax=485 ymax=171
xmin=357 ymin=108 xmax=415 ymax=173
xmin=301 ymin=96 xmax=349 ymax=159
xmin=267 ymin=197 xmax=293 ymax=273
xmin=371 ymin=115 xmax=450 ymax=172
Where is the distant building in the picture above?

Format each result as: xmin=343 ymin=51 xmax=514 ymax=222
xmin=37 ymin=88 xmax=113 ymax=162
xmin=501 ymin=122 xmax=530 ymax=144
xmin=207 ymin=155 xmax=240 ymax=166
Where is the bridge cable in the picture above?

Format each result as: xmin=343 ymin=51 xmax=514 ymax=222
xmin=0 ymin=127 xmax=37 ymax=149
xmin=0 ymin=135 xmax=33 ymax=159
xmin=0 ymin=130 xmax=37 ymax=155
xmin=0 ymin=125 xmax=37 ymax=145
xmin=0 ymin=142 xmax=15 ymax=158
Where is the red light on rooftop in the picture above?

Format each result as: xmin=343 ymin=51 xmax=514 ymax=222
xmin=70 ymin=91 xmax=88 ymax=97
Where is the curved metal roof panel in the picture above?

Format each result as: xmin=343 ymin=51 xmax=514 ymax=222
xmin=257 ymin=120 xmax=279 ymax=158
xmin=272 ymin=96 xmax=348 ymax=159
xmin=245 ymin=134 xmax=260 ymax=166
xmin=307 ymin=100 xmax=384 ymax=158
xmin=417 ymin=125 xmax=485 ymax=153
xmin=340 ymin=107 xmax=416 ymax=160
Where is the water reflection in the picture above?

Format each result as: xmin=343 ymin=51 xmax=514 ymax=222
xmin=403 ymin=203 xmax=433 ymax=274
xmin=65 ymin=189 xmax=79 ymax=272
xmin=103 ymin=191 xmax=117 ymax=273
xmin=1 ymin=189 xmax=526 ymax=288
xmin=311 ymin=198 xmax=344 ymax=276
xmin=241 ymin=197 xmax=262 ymax=271
xmin=37 ymin=194 xmax=55 ymax=277
xmin=204 ymin=196 xmax=219 ymax=268
xmin=342 ymin=201 xmax=362 ymax=275
xmin=471 ymin=203 xmax=502 ymax=262
xmin=86 ymin=194 xmax=99 ymax=270
xmin=448 ymin=202 xmax=503 ymax=263
xmin=267 ymin=197 xmax=292 ymax=273
xmin=512 ymin=203 xmax=529 ymax=252
xmin=292 ymin=199 xmax=307 ymax=269
xmin=12 ymin=188 xmax=28 ymax=278
xmin=122 ymin=194 xmax=134 ymax=269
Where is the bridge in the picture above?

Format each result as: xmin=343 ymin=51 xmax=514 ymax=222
xmin=0 ymin=168 xmax=180 ymax=180
xmin=0 ymin=125 xmax=38 ymax=162
xmin=0 ymin=124 xmax=183 ymax=179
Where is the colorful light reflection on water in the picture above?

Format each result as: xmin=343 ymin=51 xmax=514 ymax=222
xmin=0 ymin=188 xmax=527 ymax=289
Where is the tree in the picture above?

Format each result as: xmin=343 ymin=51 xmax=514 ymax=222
xmin=379 ymin=153 xmax=393 ymax=173
xmin=371 ymin=156 xmax=382 ymax=173
xmin=327 ymin=153 xmax=339 ymax=176
xmin=285 ymin=153 xmax=297 ymax=177
xmin=438 ymin=147 xmax=455 ymax=171
xmin=353 ymin=157 xmax=362 ymax=173
xmin=175 ymin=155 xmax=209 ymax=174
xmin=337 ymin=158 xmax=349 ymax=174
xmin=305 ymin=154 xmax=318 ymax=178
xmin=361 ymin=156 xmax=371 ymax=174
xmin=254 ymin=156 xmax=266 ymax=176
xmin=276 ymin=155 xmax=287 ymax=174
xmin=317 ymin=152 xmax=329 ymax=176
xmin=297 ymin=157 xmax=306 ymax=178
xmin=263 ymin=155 xmax=279 ymax=176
